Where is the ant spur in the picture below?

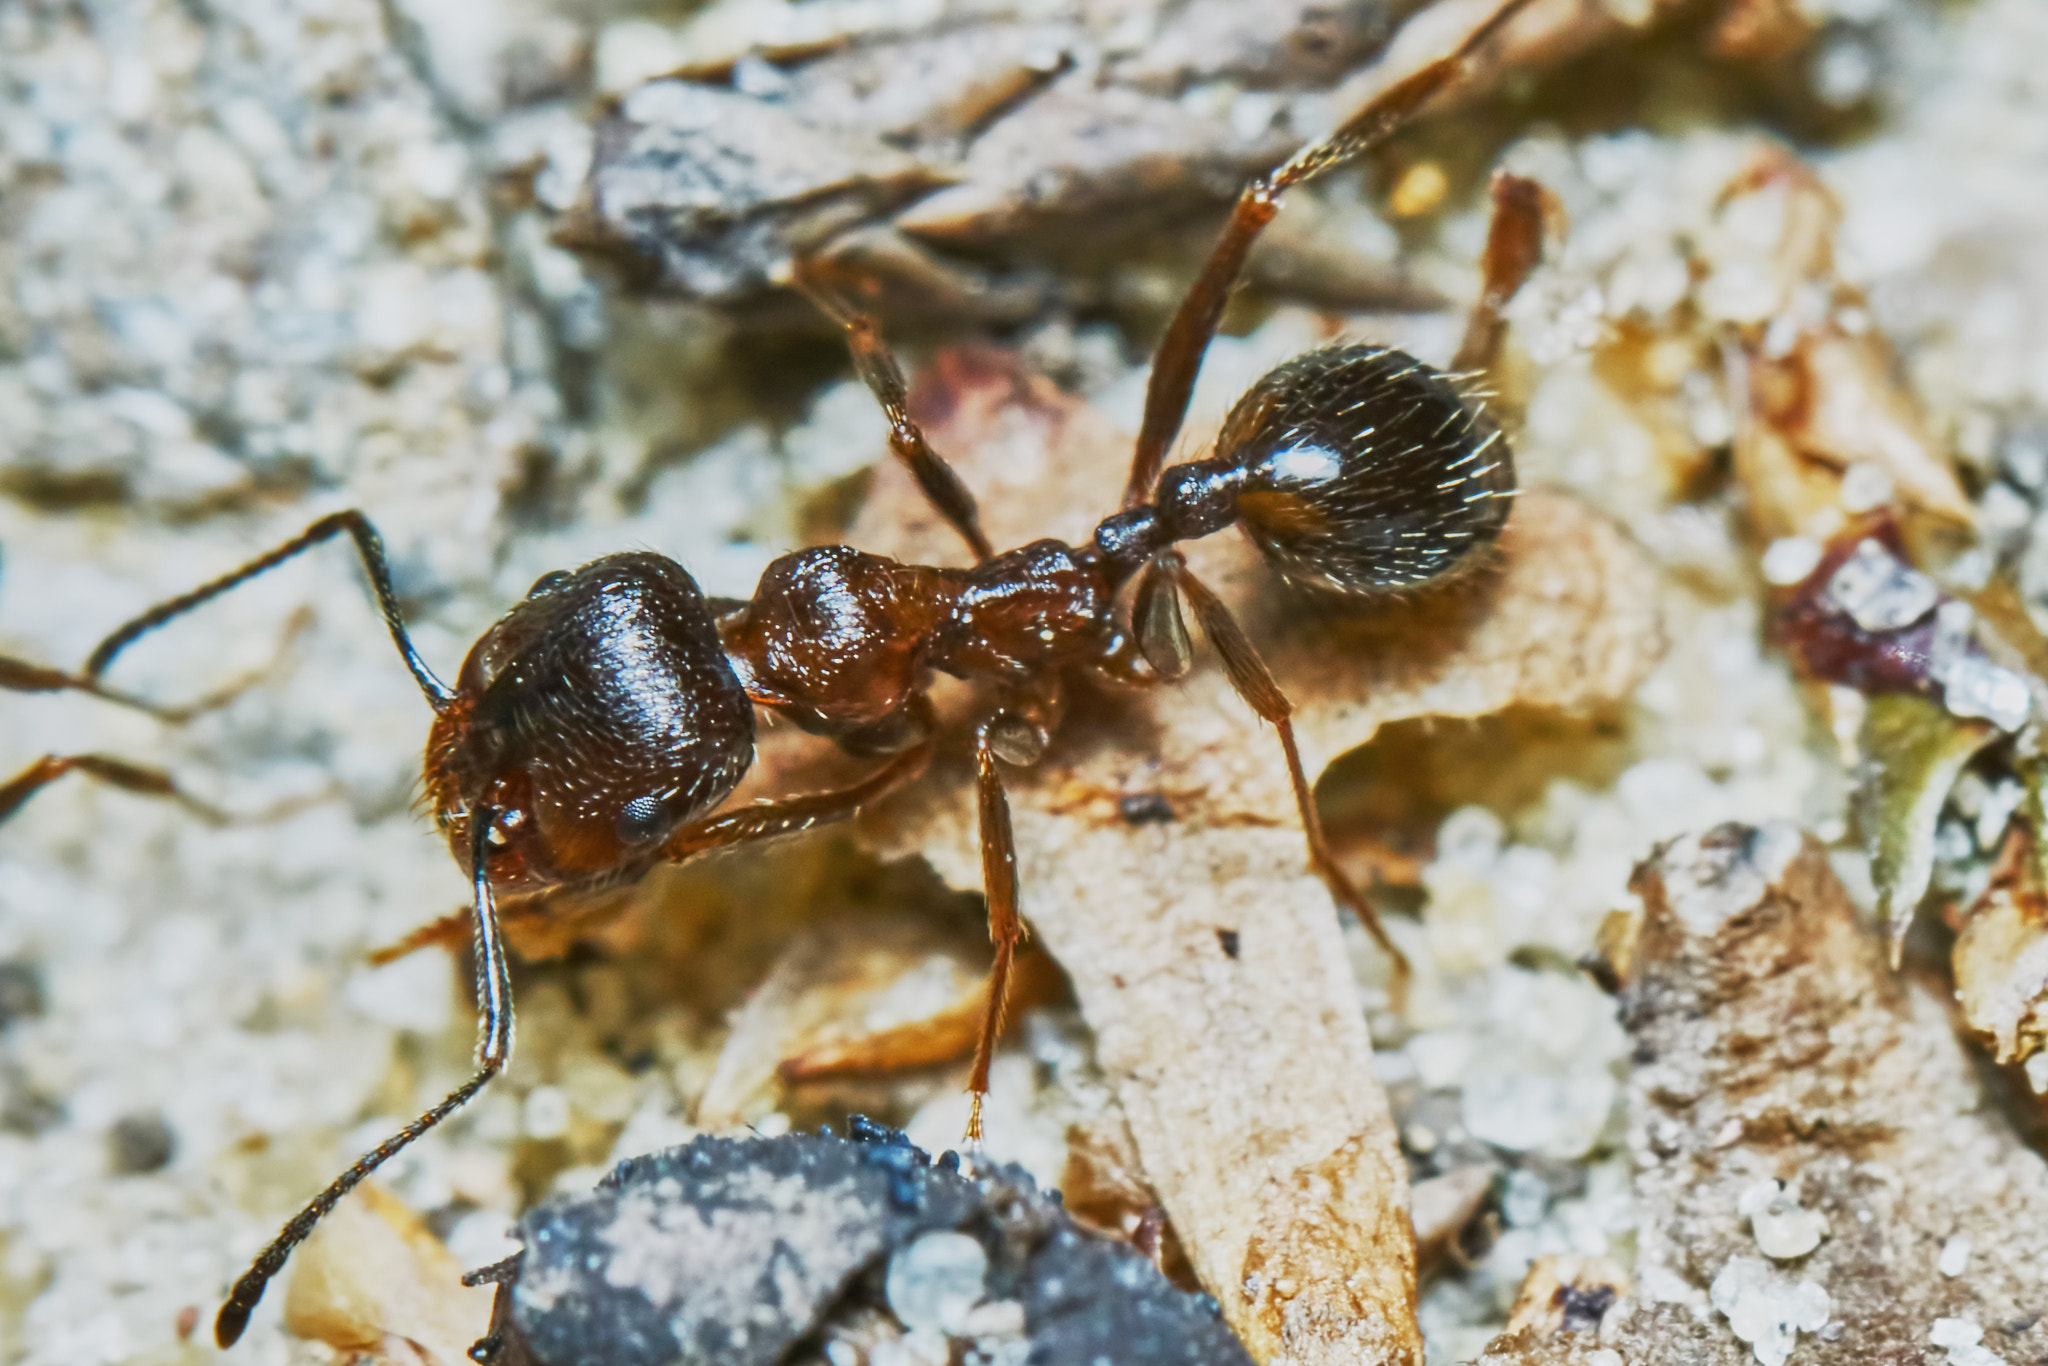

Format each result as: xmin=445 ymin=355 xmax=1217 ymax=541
xmin=1 ymin=0 xmax=1544 ymax=1346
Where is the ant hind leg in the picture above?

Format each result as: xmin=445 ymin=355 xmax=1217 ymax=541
xmin=1171 ymin=566 xmax=1413 ymax=998
xmin=1121 ymin=0 xmax=1540 ymax=509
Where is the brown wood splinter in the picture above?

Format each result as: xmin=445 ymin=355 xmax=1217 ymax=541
xmin=0 ymin=0 xmax=1548 ymax=1348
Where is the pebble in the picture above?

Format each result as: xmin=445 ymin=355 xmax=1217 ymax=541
xmin=1937 ymin=1235 xmax=1971 ymax=1278
xmin=1761 ymin=536 xmax=1824 ymax=586
xmin=522 ymin=1086 xmax=572 ymax=1141
xmin=1823 ymin=539 xmax=1940 ymax=633
xmin=1501 ymin=1169 xmax=1550 ymax=1229
xmin=885 ymin=1230 xmax=989 ymax=1335
xmin=107 ymin=1112 xmax=176 ymax=1174
xmin=1710 ymin=1256 xmax=1831 ymax=1366
xmin=1738 ymin=1179 xmax=1827 ymax=1260
xmin=1933 ymin=1317 xmax=2010 ymax=1366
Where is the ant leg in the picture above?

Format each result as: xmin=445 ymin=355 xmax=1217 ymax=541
xmin=1171 ymin=566 xmax=1412 ymax=992
xmin=658 ymin=699 xmax=937 ymax=864
xmin=0 ymin=753 xmax=230 ymax=825
xmin=1122 ymin=0 xmax=1539 ymax=509
xmin=214 ymin=807 xmax=513 ymax=1348
xmin=81 ymin=510 xmax=452 ymax=711
xmin=795 ymin=268 xmax=994 ymax=562
xmin=965 ymin=727 xmax=1022 ymax=1144
xmin=2 ymin=605 xmax=316 ymax=725
xmin=1450 ymin=171 xmax=1551 ymax=378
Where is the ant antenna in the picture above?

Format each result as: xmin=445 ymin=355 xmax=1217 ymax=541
xmin=214 ymin=805 xmax=513 ymax=1347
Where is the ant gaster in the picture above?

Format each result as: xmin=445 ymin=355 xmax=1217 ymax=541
xmin=0 ymin=0 xmax=1542 ymax=1347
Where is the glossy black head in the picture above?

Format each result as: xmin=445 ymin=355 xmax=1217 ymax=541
xmin=1217 ymin=344 xmax=1514 ymax=595
xmin=427 ymin=552 xmax=755 ymax=890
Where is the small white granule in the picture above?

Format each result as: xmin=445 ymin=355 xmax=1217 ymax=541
xmin=1839 ymin=461 xmax=1895 ymax=513
xmin=886 ymin=1231 xmax=988 ymax=1335
xmin=1761 ymin=536 xmax=1824 ymax=586
xmin=1822 ymin=539 xmax=1939 ymax=632
xmin=1711 ymin=1256 xmax=1831 ymax=1366
xmin=522 ymin=1085 xmax=571 ymax=1140
xmin=1938 ymin=1235 xmax=1971 ymax=1278
xmin=1739 ymin=1179 xmax=1828 ymax=1259
xmin=1932 ymin=1316 xmax=2010 ymax=1366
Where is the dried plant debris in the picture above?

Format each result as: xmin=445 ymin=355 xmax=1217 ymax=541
xmin=1485 ymin=823 xmax=2048 ymax=1366
xmin=1761 ymin=507 xmax=2048 ymax=1042
xmin=1849 ymin=692 xmax=1997 ymax=964
xmin=283 ymin=1181 xmax=495 ymax=1366
xmin=1495 ymin=134 xmax=1976 ymax=554
xmin=1952 ymin=819 xmax=2048 ymax=1072
xmin=1768 ymin=516 xmax=2033 ymax=735
xmin=692 ymin=914 xmax=1039 ymax=1130
xmin=564 ymin=0 xmax=1688 ymax=315
xmin=713 ymin=348 xmax=1669 ymax=1366
xmin=486 ymin=1120 xmax=1251 ymax=1366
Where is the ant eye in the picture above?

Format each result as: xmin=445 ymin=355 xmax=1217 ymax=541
xmin=528 ymin=570 xmax=571 ymax=598
xmin=615 ymin=793 xmax=672 ymax=844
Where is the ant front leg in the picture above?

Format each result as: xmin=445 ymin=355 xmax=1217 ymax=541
xmin=82 ymin=510 xmax=450 ymax=707
xmin=793 ymin=264 xmax=994 ymax=563
xmin=657 ymin=699 xmax=936 ymax=865
xmin=1170 ymin=565 xmax=1412 ymax=997
xmin=0 ymin=753 xmax=231 ymax=826
xmin=1121 ymin=0 xmax=1540 ymax=509
xmin=214 ymin=807 xmax=514 ymax=1347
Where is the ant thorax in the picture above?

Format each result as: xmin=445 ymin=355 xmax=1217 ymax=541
xmin=718 ymin=539 xmax=1116 ymax=745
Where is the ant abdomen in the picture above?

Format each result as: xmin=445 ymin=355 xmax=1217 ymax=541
xmin=1215 ymin=344 xmax=1512 ymax=595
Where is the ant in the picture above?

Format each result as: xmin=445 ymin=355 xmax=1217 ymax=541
xmin=0 ymin=0 xmax=1541 ymax=1348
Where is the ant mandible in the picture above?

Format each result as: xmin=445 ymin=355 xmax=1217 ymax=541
xmin=0 ymin=0 xmax=1541 ymax=1347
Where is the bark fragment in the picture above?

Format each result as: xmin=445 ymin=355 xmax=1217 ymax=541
xmin=568 ymin=0 xmax=1689 ymax=316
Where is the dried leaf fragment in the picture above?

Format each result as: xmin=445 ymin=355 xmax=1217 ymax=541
xmin=693 ymin=916 xmax=996 ymax=1128
xmin=1409 ymin=1163 xmax=1499 ymax=1277
xmin=1709 ymin=151 xmax=1973 ymax=539
xmin=1500 ymin=1253 xmax=1629 ymax=1338
xmin=1952 ymin=881 xmax=2048 ymax=1066
xmin=282 ymin=1181 xmax=494 ymax=1366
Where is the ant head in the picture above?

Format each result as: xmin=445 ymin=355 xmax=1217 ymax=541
xmin=426 ymin=553 xmax=755 ymax=891
xmin=1219 ymin=344 xmax=1514 ymax=595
